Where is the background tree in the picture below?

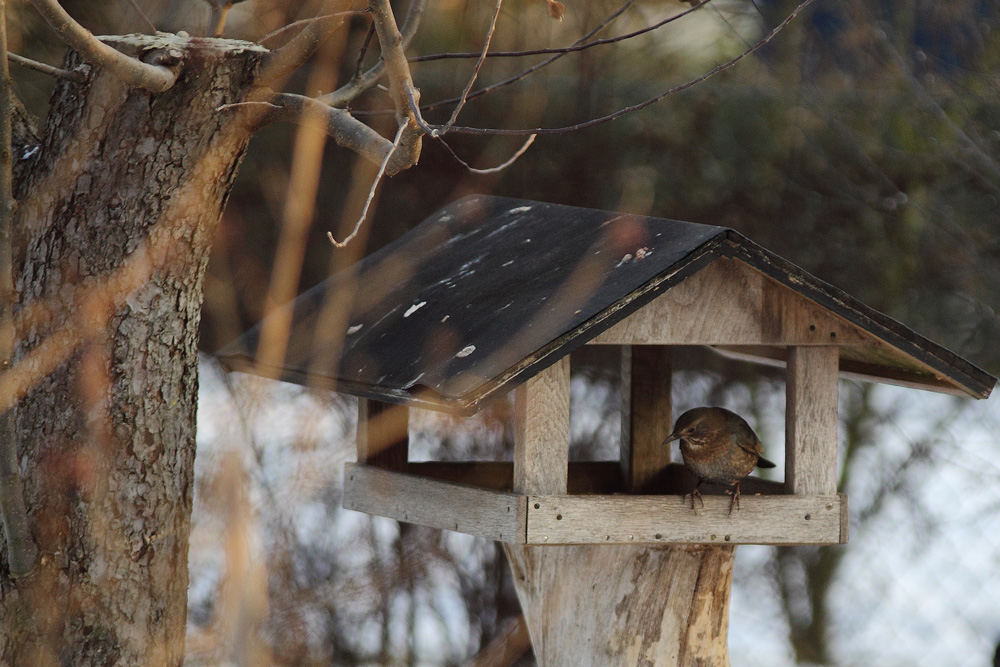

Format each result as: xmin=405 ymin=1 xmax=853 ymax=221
xmin=5 ymin=0 xmax=1000 ymax=665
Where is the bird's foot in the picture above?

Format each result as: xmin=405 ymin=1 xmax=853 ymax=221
xmin=686 ymin=488 xmax=705 ymax=512
xmin=726 ymin=482 xmax=742 ymax=515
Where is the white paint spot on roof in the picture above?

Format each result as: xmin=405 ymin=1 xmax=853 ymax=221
xmin=404 ymin=301 xmax=427 ymax=317
xmin=509 ymin=206 xmax=532 ymax=214
xmin=347 ymin=324 xmax=363 ymax=335
xmin=441 ymin=315 xmax=450 ymax=323
xmin=456 ymin=345 xmax=476 ymax=358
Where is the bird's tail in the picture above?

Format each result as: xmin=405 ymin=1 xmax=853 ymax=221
xmin=756 ymin=456 xmax=776 ymax=469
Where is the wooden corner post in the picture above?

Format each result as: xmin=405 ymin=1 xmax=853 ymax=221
xmin=357 ymin=398 xmax=409 ymax=470
xmin=505 ymin=349 xmax=734 ymax=666
xmin=785 ymin=346 xmax=839 ymax=495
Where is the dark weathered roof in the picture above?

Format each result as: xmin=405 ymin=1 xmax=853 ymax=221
xmin=216 ymin=196 xmax=996 ymax=414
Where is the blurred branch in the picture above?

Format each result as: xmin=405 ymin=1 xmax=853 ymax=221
xmin=0 ymin=0 xmax=39 ymax=579
xmin=7 ymin=51 xmax=86 ymax=82
xmin=355 ymin=0 xmax=637 ymax=116
xmin=319 ymin=0 xmax=424 ymax=107
xmin=258 ymin=2 xmax=355 ymax=87
xmin=259 ymin=11 xmax=368 ymax=47
xmin=431 ymin=0 xmax=504 ymax=136
xmin=413 ymin=0 xmax=705 ymax=63
xmin=463 ymin=615 xmax=531 ymax=667
xmin=439 ymin=0 xmax=818 ymax=136
xmin=125 ymin=0 xmax=156 ymax=33
xmin=27 ymin=0 xmax=178 ymax=92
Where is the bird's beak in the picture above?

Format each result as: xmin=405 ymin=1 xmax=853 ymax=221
xmin=662 ymin=431 xmax=679 ymax=446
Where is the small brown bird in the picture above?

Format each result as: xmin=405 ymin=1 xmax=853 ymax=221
xmin=662 ymin=407 xmax=776 ymax=514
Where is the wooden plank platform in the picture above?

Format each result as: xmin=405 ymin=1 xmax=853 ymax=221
xmin=343 ymin=464 xmax=847 ymax=546
xmin=524 ymin=493 xmax=847 ymax=546
xmin=343 ymin=464 xmax=527 ymax=542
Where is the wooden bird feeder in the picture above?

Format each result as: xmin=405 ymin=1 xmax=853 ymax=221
xmin=218 ymin=196 xmax=996 ymax=665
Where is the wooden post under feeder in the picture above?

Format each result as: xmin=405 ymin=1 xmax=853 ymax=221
xmin=218 ymin=196 xmax=997 ymax=666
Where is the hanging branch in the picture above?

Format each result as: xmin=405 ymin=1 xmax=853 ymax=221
xmin=0 ymin=0 xmax=39 ymax=579
xmin=436 ymin=134 xmax=536 ymax=174
xmin=27 ymin=0 xmax=178 ymax=92
xmin=328 ymin=122 xmax=407 ymax=248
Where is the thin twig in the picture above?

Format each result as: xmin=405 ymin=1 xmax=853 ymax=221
xmin=125 ymin=0 xmax=157 ymax=33
xmin=356 ymin=0 xmax=640 ymax=117
xmin=413 ymin=0 xmax=704 ymax=62
xmin=431 ymin=0 xmax=504 ymax=136
xmin=354 ymin=23 xmax=376 ymax=78
xmin=0 ymin=0 xmax=39 ymax=580
xmin=436 ymin=133 xmax=536 ymax=174
xmin=7 ymin=51 xmax=86 ymax=82
xmin=441 ymin=0 xmax=817 ymax=136
xmin=27 ymin=0 xmax=177 ymax=92
xmin=328 ymin=122 xmax=407 ymax=248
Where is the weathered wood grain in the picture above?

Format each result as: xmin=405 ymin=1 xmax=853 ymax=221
xmin=524 ymin=493 xmax=847 ymax=546
xmin=513 ymin=356 xmax=570 ymax=495
xmin=786 ymin=346 xmax=840 ymax=495
xmin=590 ymin=257 xmax=873 ymax=347
xmin=357 ymin=398 xmax=408 ymax=470
xmin=503 ymin=544 xmax=734 ymax=667
xmin=343 ymin=464 xmax=526 ymax=542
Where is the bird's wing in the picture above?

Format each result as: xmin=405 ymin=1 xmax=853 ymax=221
xmin=729 ymin=419 xmax=763 ymax=457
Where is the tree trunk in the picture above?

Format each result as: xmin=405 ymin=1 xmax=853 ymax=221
xmin=1 ymin=35 xmax=265 ymax=665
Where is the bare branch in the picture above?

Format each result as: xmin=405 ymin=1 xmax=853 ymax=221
xmin=248 ymin=92 xmax=397 ymax=170
xmin=7 ymin=51 xmax=86 ymax=83
xmin=319 ymin=0 xmax=424 ymax=107
xmin=27 ymin=0 xmax=177 ymax=93
xmin=412 ymin=0 xmax=704 ymax=63
xmin=441 ymin=0 xmax=817 ymax=136
xmin=437 ymin=134 xmax=536 ymax=174
xmin=432 ymin=0 xmax=504 ymax=136
xmin=328 ymin=122 xmax=407 ymax=248
xmin=258 ymin=2 xmax=357 ymax=88
xmin=0 ymin=0 xmax=39 ymax=579
xmin=365 ymin=0 xmax=422 ymax=127
xmin=356 ymin=0 xmax=638 ymax=117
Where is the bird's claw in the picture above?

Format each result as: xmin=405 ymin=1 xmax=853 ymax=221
xmin=726 ymin=482 xmax=742 ymax=515
xmin=685 ymin=488 xmax=705 ymax=513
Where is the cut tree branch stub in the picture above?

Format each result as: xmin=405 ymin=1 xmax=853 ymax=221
xmin=28 ymin=0 xmax=177 ymax=92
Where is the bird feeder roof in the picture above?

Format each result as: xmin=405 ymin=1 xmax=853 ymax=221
xmin=216 ymin=196 xmax=996 ymax=414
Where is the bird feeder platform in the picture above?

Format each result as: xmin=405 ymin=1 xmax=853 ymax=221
xmin=218 ymin=196 xmax=993 ymax=548
xmin=218 ymin=196 xmax=995 ymax=666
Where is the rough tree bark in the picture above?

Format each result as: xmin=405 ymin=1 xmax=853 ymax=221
xmin=0 ymin=35 xmax=266 ymax=665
